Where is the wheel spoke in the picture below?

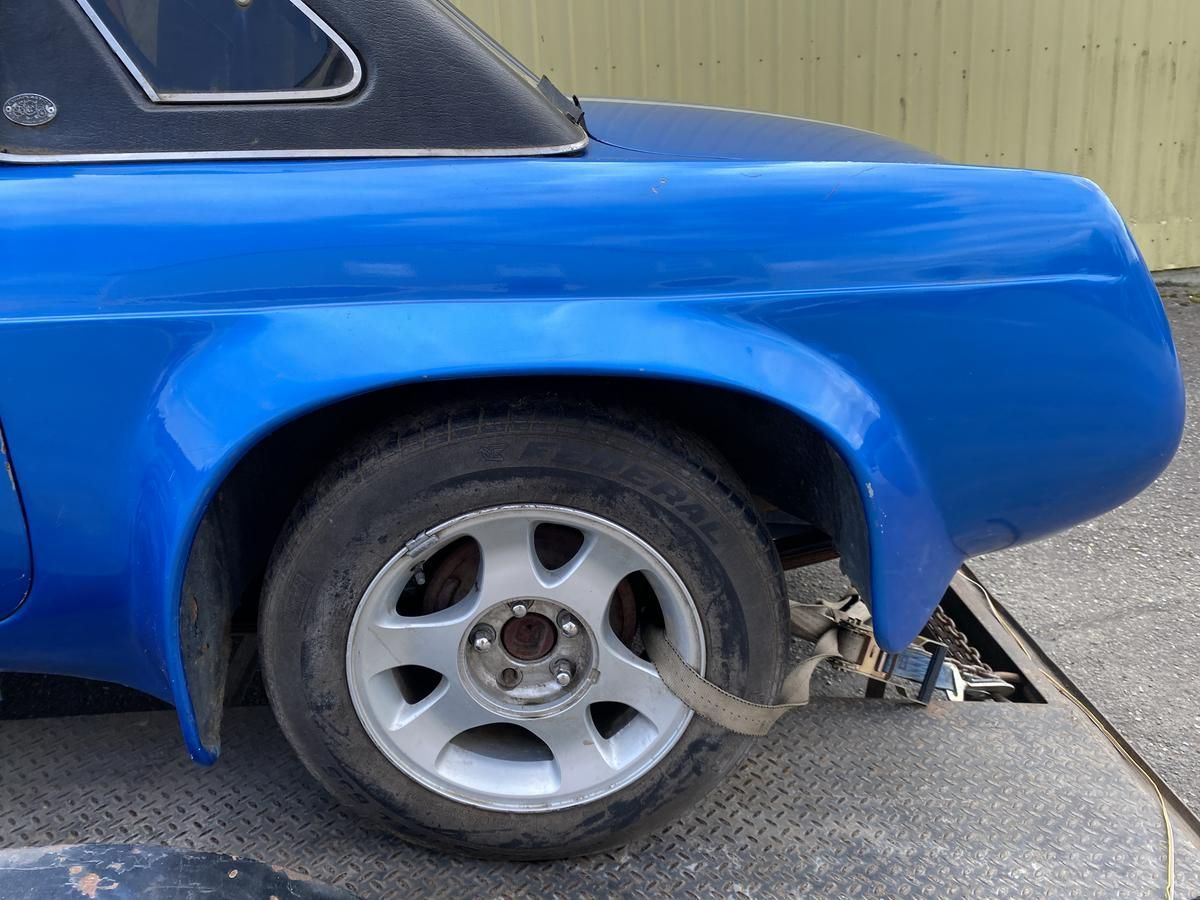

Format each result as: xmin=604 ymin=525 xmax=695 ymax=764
xmin=592 ymin=631 xmax=685 ymax=733
xmin=521 ymin=705 xmax=619 ymax=794
xmin=356 ymin=601 xmax=479 ymax=677
xmin=547 ymin=530 xmax=644 ymax=624
xmin=389 ymin=680 xmax=492 ymax=771
xmin=469 ymin=516 xmax=545 ymax=603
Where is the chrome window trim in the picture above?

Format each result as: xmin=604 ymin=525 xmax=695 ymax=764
xmin=74 ymin=0 xmax=161 ymax=101
xmin=0 ymin=134 xmax=590 ymax=165
xmin=430 ymin=0 xmax=539 ymax=85
xmin=74 ymin=0 xmax=363 ymax=104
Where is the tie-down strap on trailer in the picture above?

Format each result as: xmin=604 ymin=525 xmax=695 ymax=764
xmin=643 ymin=598 xmax=982 ymax=736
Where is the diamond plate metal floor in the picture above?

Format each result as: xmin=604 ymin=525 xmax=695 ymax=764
xmin=0 ymin=688 xmax=1196 ymax=898
xmin=2 ymin=569 xmax=1197 ymax=898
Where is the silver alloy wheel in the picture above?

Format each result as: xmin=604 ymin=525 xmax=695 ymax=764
xmin=345 ymin=504 xmax=705 ymax=812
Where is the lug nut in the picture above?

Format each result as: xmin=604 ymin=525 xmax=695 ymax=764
xmin=557 ymin=612 xmax=579 ymax=637
xmin=509 ymin=601 xmax=529 ymax=618
xmin=551 ymin=658 xmax=574 ymax=687
xmin=470 ymin=625 xmax=495 ymax=653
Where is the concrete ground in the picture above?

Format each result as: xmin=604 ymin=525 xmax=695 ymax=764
xmin=972 ymin=283 xmax=1200 ymax=812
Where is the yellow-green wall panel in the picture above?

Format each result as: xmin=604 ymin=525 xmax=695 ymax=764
xmin=456 ymin=0 xmax=1200 ymax=270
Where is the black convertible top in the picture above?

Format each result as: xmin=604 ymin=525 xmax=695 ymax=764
xmin=0 ymin=0 xmax=587 ymax=163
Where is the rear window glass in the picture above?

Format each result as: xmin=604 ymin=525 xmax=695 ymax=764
xmin=79 ymin=0 xmax=360 ymax=101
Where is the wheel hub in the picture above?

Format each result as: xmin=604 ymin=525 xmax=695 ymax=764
xmin=500 ymin=612 xmax=557 ymax=660
xmin=462 ymin=599 xmax=595 ymax=712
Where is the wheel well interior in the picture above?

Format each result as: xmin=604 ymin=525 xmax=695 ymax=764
xmin=179 ymin=376 xmax=870 ymax=754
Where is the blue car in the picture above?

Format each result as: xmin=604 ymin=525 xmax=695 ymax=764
xmin=0 ymin=0 xmax=1184 ymax=858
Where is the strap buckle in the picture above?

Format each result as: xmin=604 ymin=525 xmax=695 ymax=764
xmin=831 ymin=622 xmax=965 ymax=704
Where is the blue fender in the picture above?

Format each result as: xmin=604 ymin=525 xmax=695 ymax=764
xmin=0 ymin=155 xmax=1182 ymax=761
xmin=0 ymin=299 xmax=955 ymax=763
xmin=153 ymin=294 xmax=962 ymax=712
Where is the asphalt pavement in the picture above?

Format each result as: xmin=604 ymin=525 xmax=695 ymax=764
xmin=972 ymin=282 xmax=1200 ymax=812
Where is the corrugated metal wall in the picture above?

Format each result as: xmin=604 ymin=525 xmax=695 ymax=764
xmin=457 ymin=0 xmax=1200 ymax=270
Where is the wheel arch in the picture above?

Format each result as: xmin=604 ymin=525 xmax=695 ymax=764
xmin=174 ymin=368 xmax=957 ymax=762
xmin=153 ymin=297 xmax=965 ymax=763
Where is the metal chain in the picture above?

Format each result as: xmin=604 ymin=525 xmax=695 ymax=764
xmin=924 ymin=606 xmax=993 ymax=677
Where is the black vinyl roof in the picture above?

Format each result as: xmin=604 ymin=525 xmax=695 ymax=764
xmin=0 ymin=0 xmax=588 ymax=163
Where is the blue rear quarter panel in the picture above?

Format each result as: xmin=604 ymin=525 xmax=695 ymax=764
xmin=0 ymin=151 xmax=1184 ymax=760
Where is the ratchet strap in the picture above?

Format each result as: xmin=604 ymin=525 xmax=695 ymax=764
xmin=644 ymin=598 xmax=956 ymax=736
xmin=645 ymin=622 xmax=845 ymax=736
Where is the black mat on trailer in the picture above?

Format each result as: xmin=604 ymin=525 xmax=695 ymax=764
xmin=1 ymin=579 xmax=1197 ymax=899
xmin=0 ymin=844 xmax=356 ymax=900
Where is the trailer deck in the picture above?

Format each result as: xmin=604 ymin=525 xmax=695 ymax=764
xmin=1 ymin=571 xmax=1197 ymax=898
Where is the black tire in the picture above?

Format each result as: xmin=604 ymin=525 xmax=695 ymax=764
xmin=259 ymin=395 xmax=787 ymax=859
